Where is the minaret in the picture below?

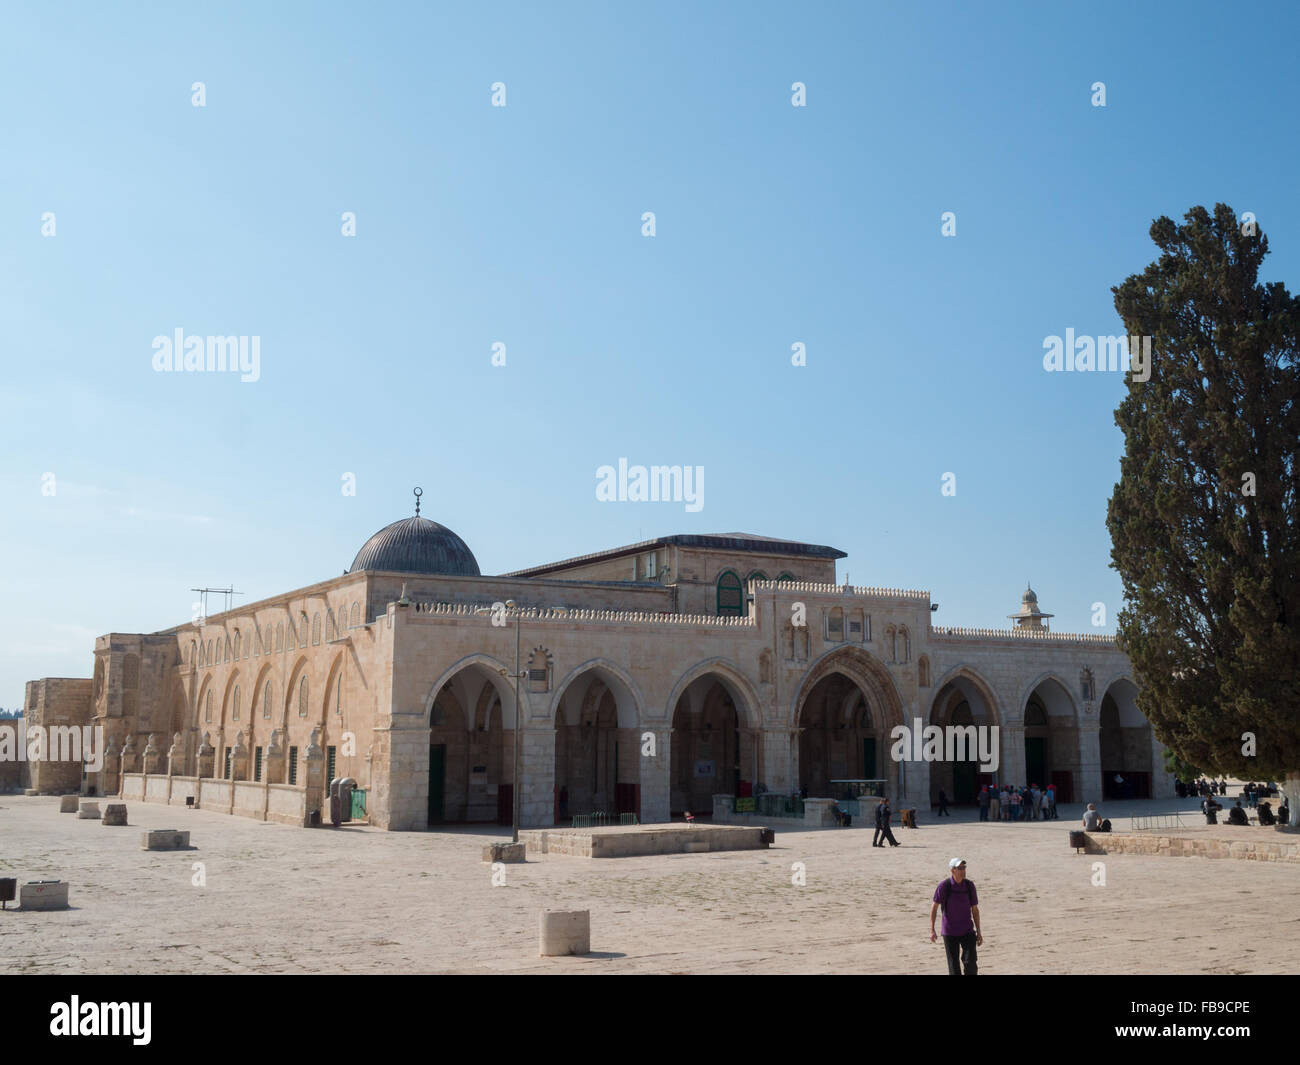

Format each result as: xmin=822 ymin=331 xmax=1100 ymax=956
xmin=1008 ymin=584 xmax=1053 ymax=630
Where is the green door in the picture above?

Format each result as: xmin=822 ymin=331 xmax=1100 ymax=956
xmin=428 ymin=744 xmax=446 ymax=824
xmin=863 ymin=738 xmax=877 ymax=779
xmin=1024 ymin=737 xmax=1046 ymax=789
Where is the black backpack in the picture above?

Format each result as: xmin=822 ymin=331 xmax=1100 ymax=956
xmin=937 ymin=877 xmax=974 ymax=912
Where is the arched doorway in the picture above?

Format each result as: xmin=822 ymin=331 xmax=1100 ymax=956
xmin=427 ymin=662 xmax=513 ymax=824
xmin=1021 ymin=676 xmax=1079 ymax=803
xmin=928 ymin=669 xmax=1000 ymax=806
xmin=795 ymin=674 xmax=884 ymax=796
xmin=670 ymin=679 xmax=742 ymax=817
xmin=1100 ymin=678 xmax=1151 ymax=799
xmin=553 ymin=666 xmax=641 ymax=822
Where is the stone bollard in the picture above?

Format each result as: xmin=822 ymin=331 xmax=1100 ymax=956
xmin=77 ymin=801 xmax=101 ymax=820
xmin=59 ymin=795 xmax=79 ymax=813
xmin=102 ymin=804 xmax=128 ymax=826
xmin=21 ymin=880 xmax=70 ymax=911
xmin=141 ymin=829 xmax=191 ymax=850
xmin=539 ymin=909 xmax=590 ymax=957
xmin=482 ymin=842 xmax=526 ymax=863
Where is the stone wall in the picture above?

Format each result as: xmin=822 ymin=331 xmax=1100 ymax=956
xmin=1099 ymin=831 xmax=1300 ymax=863
xmin=119 ymin=772 xmax=311 ymax=827
xmin=23 ymin=678 xmax=94 ymax=793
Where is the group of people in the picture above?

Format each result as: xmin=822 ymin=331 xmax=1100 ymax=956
xmin=1177 ymin=777 xmax=1227 ymax=798
xmin=976 ymin=783 xmax=1057 ymax=821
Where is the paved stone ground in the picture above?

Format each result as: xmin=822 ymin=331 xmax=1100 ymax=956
xmin=2 ymin=795 xmax=1296 ymax=974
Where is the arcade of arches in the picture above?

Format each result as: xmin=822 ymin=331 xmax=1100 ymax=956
xmin=422 ymin=662 xmax=1159 ymax=824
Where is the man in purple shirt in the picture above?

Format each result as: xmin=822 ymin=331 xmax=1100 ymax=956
xmin=929 ymin=857 xmax=982 ymax=975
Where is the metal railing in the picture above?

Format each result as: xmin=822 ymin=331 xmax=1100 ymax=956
xmin=571 ymin=812 xmax=639 ymax=828
xmin=1131 ymin=811 xmax=1187 ymax=831
xmin=754 ymin=794 xmax=805 ymax=819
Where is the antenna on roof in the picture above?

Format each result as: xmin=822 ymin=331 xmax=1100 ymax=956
xmin=191 ymin=586 xmax=243 ymax=617
xmin=414 ymin=486 xmax=423 ymax=517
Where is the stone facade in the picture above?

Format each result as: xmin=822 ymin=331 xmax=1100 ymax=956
xmin=20 ymin=514 xmax=1173 ymax=827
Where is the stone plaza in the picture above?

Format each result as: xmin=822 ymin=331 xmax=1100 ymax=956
xmin=1 ymin=792 xmax=1292 ymax=974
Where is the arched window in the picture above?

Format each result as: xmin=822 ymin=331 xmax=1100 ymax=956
xmin=1025 ymin=700 xmax=1048 ymax=728
xmin=312 ymin=613 xmax=321 ymax=646
xmin=188 ymin=642 xmax=196 ymax=666
xmin=899 ymin=625 xmax=910 ymax=664
xmin=207 ymin=640 xmax=214 ymax=664
xmin=326 ymin=610 xmax=335 ymax=641
xmin=918 ymin=655 xmax=931 ymax=687
xmin=746 ymin=570 xmax=768 ymax=592
xmin=716 ymin=571 xmax=744 ymax=617
xmin=225 ymin=638 xmax=232 ymax=663
xmin=350 ymin=603 xmax=360 ymax=628
xmin=275 ymin=623 xmax=284 ymax=652
xmin=263 ymin=625 xmax=271 ymax=651
xmin=232 ymin=684 xmax=241 ymax=721
xmin=254 ymin=629 xmax=262 ymax=655
xmin=204 ymin=689 xmax=213 ymax=722
xmin=263 ymin=680 xmax=272 ymax=720
xmin=776 ymin=572 xmax=795 ymax=583
xmin=287 ymin=619 xmax=296 ymax=652
xmin=300 ymin=613 xmax=309 ymax=645
xmin=233 ymin=632 xmax=241 ymax=659
xmin=335 ymin=676 xmax=343 ymax=716
xmin=298 ymin=676 xmax=309 ymax=718
xmin=885 ymin=625 xmax=897 ymax=663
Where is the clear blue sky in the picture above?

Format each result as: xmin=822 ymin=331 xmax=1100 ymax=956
xmin=3 ymin=0 xmax=1297 ymax=709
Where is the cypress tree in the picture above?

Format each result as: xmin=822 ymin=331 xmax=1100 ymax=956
xmin=1108 ymin=204 xmax=1300 ymax=823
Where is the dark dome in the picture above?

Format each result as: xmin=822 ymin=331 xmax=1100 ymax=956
xmin=348 ymin=516 xmax=481 ymax=577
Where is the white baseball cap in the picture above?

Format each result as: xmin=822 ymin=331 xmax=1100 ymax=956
xmin=948 ymin=857 xmax=967 ymax=869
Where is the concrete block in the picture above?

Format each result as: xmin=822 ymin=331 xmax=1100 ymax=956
xmin=59 ymin=795 xmax=79 ymax=813
xmin=540 ymin=909 xmax=590 ymax=956
xmin=21 ymin=880 xmax=69 ymax=911
xmin=482 ymin=842 xmax=526 ymax=863
xmin=141 ymin=829 xmax=191 ymax=850
xmin=77 ymin=801 xmax=101 ymax=820
xmin=102 ymin=804 xmax=128 ymax=826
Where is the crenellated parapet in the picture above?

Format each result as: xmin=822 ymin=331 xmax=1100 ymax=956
xmin=750 ymin=579 xmax=930 ymax=600
xmin=406 ymin=600 xmax=756 ymax=627
xmin=929 ymin=625 xmax=1116 ymax=645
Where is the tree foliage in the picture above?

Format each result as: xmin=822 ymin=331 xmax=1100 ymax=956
xmin=1108 ymin=204 xmax=1300 ymax=779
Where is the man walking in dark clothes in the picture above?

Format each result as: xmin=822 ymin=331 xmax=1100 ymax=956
xmin=937 ymin=787 xmax=950 ymax=816
xmin=873 ymin=798 xmax=900 ymax=847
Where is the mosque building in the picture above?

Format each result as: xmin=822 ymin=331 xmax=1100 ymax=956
xmin=18 ymin=493 xmax=1171 ymax=827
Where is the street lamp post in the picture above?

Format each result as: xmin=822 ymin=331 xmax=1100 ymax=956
xmin=510 ymin=603 xmax=522 ymax=843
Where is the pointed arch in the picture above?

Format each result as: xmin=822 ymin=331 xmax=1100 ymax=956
xmin=550 ymin=657 xmax=645 ymax=729
xmin=928 ymin=664 xmax=1002 ymax=726
xmin=791 ymin=644 xmax=906 ymax=731
xmin=1017 ymin=671 xmax=1081 ymax=726
xmin=663 ymin=657 xmax=762 ymax=730
xmin=423 ymin=653 xmax=519 ymax=728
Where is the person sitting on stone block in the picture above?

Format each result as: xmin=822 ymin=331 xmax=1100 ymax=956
xmin=1227 ymin=801 xmax=1250 ymax=826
